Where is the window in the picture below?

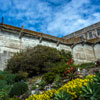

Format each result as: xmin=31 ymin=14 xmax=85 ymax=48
xmin=97 ymin=29 xmax=100 ymax=36
xmin=89 ymin=32 xmax=93 ymax=39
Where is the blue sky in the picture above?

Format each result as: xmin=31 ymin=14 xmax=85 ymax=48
xmin=0 ymin=0 xmax=100 ymax=37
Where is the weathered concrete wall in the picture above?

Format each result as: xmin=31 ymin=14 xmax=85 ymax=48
xmin=94 ymin=43 xmax=100 ymax=60
xmin=0 ymin=31 xmax=71 ymax=70
xmin=0 ymin=30 xmax=100 ymax=70
xmin=72 ymin=43 xmax=97 ymax=64
xmin=72 ymin=43 xmax=100 ymax=64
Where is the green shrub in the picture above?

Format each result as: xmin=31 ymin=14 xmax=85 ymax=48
xmin=7 ymin=96 xmax=21 ymax=100
xmin=81 ymin=82 xmax=100 ymax=100
xmin=0 ymin=80 xmax=7 ymax=90
xmin=15 ymin=71 xmax=28 ymax=82
xmin=0 ymin=85 xmax=11 ymax=100
xmin=60 ymin=50 xmax=72 ymax=62
xmin=0 ymin=71 xmax=16 ymax=85
xmin=38 ymin=80 xmax=47 ymax=90
xmin=51 ymin=63 xmax=66 ymax=77
xmin=0 ymin=71 xmax=7 ymax=80
xmin=42 ymin=72 xmax=56 ymax=84
xmin=53 ymin=75 xmax=62 ymax=89
xmin=7 ymin=45 xmax=70 ymax=76
xmin=93 ymin=72 xmax=100 ymax=85
xmin=0 ymin=74 xmax=4 ymax=80
xmin=79 ymin=62 xmax=95 ymax=69
xmin=54 ymin=91 xmax=72 ymax=100
xmin=9 ymin=82 xmax=28 ymax=97
xmin=5 ymin=74 xmax=16 ymax=85
xmin=32 ymin=84 xmax=37 ymax=90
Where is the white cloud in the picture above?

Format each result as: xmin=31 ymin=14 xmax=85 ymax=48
xmin=0 ymin=0 xmax=100 ymax=37
xmin=46 ymin=0 xmax=100 ymax=36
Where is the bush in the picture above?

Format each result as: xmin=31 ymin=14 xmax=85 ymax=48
xmin=7 ymin=96 xmax=21 ymax=100
xmin=5 ymin=74 xmax=16 ymax=85
xmin=0 ymin=74 xmax=4 ymax=80
xmin=0 ymin=80 xmax=7 ymax=90
xmin=79 ymin=62 xmax=95 ymax=69
xmin=38 ymin=80 xmax=47 ymax=90
xmin=0 ymin=85 xmax=11 ymax=100
xmin=53 ymin=75 xmax=62 ymax=89
xmin=60 ymin=50 xmax=72 ymax=62
xmin=15 ymin=71 xmax=28 ymax=82
xmin=0 ymin=71 xmax=16 ymax=85
xmin=42 ymin=72 xmax=56 ymax=84
xmin=93 ymin=72 xmax=100 ymax=85
xmin=51 ymin=64 xmax=66 ymax=77
xmin=9 ymin=82 xmax=28 ymax=97
xmin=32 ymin=85 xmax=37 ymax=90
xmin=7 ymin=45 xmax=70 ymax=76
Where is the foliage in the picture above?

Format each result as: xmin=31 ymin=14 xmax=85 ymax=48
xmin=93 ymin=72 xmax=100 ymax=85
xmin=81 ymin=82 xmax=100 ymax=100
xmin=0 ymin=71 xmax=16 ymax=85
xmin=60 ymin=50 xmax=72 ymax=62
xmin=7 ymin=45 xmax=70 ymax=76
xmin=57 ymin=75 xmax=95 ymax=99
xmin=26 ymin=89 xmax=56 ymax=100
xmin=15 ymin=71 xmax=28 ymax=82
xmin=38 ymin=80 xmax=47 ymax=90
xmin=64 ymin=58 xmax=76 ymax=80
xmin=0 ymin=74 xmax=4 ymax=80
xmin=7 ymin=96 xmax=22 ymax=100
xmin=0 ymin=80 xmax=7 ymax=90
xmin=26 ymin=75 xmax=95 ymax=100
xmin=78 ymin=62 xmax=95 ymax=69
xmin=42 ymin=72 xmax=56 ymax=84
xmin=0 ymin=71 xmax=17 ymax=99
xmin=53 ymin=75 xmax=62 ymax=89
xmin=9 ymin=82 xmax=28 ymax=97
xmin=5 ymin=73 xmax=16 ymax=85
xmin=0 ymin=85 xmax=11 ymax=100
xmin=51 ymin=63 xmax=66 ymax=77
xmin=32 ymin=84 xmax=37 ymax=90
xmin=54 ymin=91 xmax=72 ymax=100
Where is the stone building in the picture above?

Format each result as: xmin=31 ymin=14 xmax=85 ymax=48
xmin=64 ymin=21 xmax=100 ymax=44
xmin=0 ymin=23 xmax=71 ymax=70
xmin=0 ymin=21 xmax=100 ymax=70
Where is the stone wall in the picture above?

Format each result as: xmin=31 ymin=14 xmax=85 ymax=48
xmin=94 ymin=43 xmax=100 ymax=60
xmin=0 ymin=31 xmax=71 ymax=70
xmin=0 ymin=29 xmax=100 ymax=70
xmin=72 ymin=42 xmax=100 ymax=64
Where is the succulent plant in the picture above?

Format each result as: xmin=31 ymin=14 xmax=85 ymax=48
xmin=81 ymin=82 xmax=100 ymax=100
xmin=54 ymin=90 xmax=72 ymax=100
xmin=93 ymin=72 xmax=100 ymax=85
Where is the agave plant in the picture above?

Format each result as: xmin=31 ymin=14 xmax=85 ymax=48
xmin=81 ymin=82 xmax=100 ymax=100
xmin=54 ymin=90 xmax=72 ymax=100
xmin=93 ymin=72 xmax=100 ymax=85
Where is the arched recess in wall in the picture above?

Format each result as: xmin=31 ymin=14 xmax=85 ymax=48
xmin=94 ymin=42 xmax=100 ymax=60
xmin=72 ymin=42 xmax=96 ymax=64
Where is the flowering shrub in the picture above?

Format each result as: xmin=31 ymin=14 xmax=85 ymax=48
xmin=56 ymin=75 xmax=95 ymax=99
xmin=26 ymin=75 xmax=95 ymax=100
xmin=64 ymin=58 xmax=76 ymax=80
xmin=26 ymin=89 xmax=56 ymax=100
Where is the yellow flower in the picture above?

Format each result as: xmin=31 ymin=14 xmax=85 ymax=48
xmin=26 ymin=75 xmax=95 ymax=100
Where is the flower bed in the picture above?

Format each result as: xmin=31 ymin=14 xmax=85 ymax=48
xmin=26 ymin=75 xmax=95 ymax=100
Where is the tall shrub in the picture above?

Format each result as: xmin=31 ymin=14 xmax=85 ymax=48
xmin=7 ymin=45 xmax=71 ymax=76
